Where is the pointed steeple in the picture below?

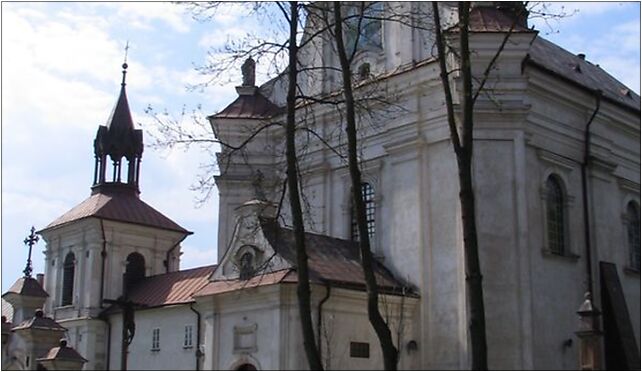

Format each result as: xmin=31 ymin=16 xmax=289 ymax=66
xmin=92 ymin=61 xmax=144 ymax=195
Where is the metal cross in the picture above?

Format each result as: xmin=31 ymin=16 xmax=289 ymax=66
xmin=123 ymin=40 xmax=130 ymax=64
xmin=23 ymin=226 xmax=39 ymax=278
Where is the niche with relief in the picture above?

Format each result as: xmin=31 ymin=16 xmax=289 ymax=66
xmin=234 ymin=245 xmax=263 ymax=280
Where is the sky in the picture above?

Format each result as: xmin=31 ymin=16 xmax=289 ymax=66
xmin=1 ymin=2 xmax=640 ymax=292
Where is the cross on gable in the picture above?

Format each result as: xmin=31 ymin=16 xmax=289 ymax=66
xmin=23 ymin=226 xmax=39 ymax=278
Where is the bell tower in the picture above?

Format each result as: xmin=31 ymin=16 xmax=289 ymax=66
xmin=92 ymin=62 xmax=144 ymax=195
xmin=38 ymin=60 xmax=191 ymax=370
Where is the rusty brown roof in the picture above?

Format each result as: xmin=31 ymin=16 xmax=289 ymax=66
xmin=527 ymin=37 xmax=641 ymax=112
xmin=12 ymin=312 xmax=66 ymax=332
xmin=195 ymin=220 xmax=413 ymax=297
xmin=3 ymin=277 xmax=48 ymax=298
xmin=37 ymin=341 xmax=87 ymax=363
xmin=40 ymin=187 xmax=190 ymax=234
xmin=260 ymin=219 xmax=410 ymax=294
xmin=1 ymin=299 xmax=13 ymax=323
xmin=125 ymin=265 xmax=216 ymax=308
xmin=468 ymin=5 xmax=530 ymax=32
xmin=211 ymin=91 xmax=282 ymax=119
xmin=194 ymin=269 xmax=292 ymax=297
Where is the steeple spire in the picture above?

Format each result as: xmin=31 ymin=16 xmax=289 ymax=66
xmin=92 ymin=55 xmax=144 ymax=196
xmin=121 ymin=41 xmax=129 ymax=87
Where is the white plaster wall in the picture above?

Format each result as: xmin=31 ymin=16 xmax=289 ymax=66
xmin=209 ymin=7 xmax=640 ymax=370
xmin=196 ymin=283 xmax=417 ymax=371
xmin=108 ymin=305 xmax=199 ymax=370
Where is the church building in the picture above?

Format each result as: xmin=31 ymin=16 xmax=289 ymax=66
xmin=2 ymin=2 xmax=640 ymax=370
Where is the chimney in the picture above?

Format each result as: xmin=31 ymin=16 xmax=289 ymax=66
xmin=577 ymin=53 xmax=586 ymax=60
xmin=36 ymin=273 xmax=44 ymax=287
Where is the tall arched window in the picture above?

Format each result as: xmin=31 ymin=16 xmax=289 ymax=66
xmin=124 ymin=253 xmax=146 ymax=293
xmin=62 ymin=253 xmax=75 ymax=306
xmin=626 ymin=202 xmax=640 ymax=271
xmin=545 ymin=176 xmax=566 ymax=255
xmin=344 ymin=2 xmax=384 ymax=51
xmin=351 ymin=182 xmax=376 ymax=242
xmin=239 ymin=252 xmax=254 ymax=280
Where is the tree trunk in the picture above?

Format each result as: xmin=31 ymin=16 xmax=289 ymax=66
xmin=332 ymin=2 xmax=399 ymax=369
xmin=285 ymin=2 xmax=324 ymax=370
xmin=433 ymin=2 xmax=488 ymax=370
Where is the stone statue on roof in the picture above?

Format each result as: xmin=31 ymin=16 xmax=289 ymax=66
xmin=241 ymin=57 xmax=256 ymax=87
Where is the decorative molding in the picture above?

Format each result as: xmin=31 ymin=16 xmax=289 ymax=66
xmin=382 ymin=136 xmax=426 ymax=156
xmin=536 ymin=149 xmax=576 ymax=171
xmin=617 ymin=177 xmax=640 ymax=194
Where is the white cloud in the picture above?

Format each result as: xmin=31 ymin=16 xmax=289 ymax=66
xmin=103 ymin=3 xmax=191 ymax=33
xmin=198 ymin=27 xmax=248 ymax=49
xmin=180 ymin=244 xmax=218 ymax=270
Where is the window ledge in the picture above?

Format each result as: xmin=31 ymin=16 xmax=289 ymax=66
xmin=542 ymin=249 xmax=580 ymax=261
xmin=624 ymin=267 xmax=640 ymax=276
xmin=183 ymin=345 xmax=194 ymax=350
xmin=151 ymin=348 xmax=160 ymax=352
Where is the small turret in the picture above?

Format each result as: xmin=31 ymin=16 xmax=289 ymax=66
xmin=92 ymin=62 xmax=144 ymax=195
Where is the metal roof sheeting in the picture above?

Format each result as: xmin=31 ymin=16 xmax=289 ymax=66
xmin=125 ymin=265 xmax=216 ymax=308
xmin=41 ymin=188 xmax=190 ymax=234
xmin=212 ymin=91 xmax=282 ymax=119
xmin=3 ymin=277 xmax=48 ymax=298
xmin=527 ymin=37 xmax=641 ymax=112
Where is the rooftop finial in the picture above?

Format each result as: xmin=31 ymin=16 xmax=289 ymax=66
xmin=121 ymin=41 xmax=130 ymax=87
xmin=241 ymin=57 xmax=256 ymax=87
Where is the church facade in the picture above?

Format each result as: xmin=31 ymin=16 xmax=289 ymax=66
xmin=2 ymin=2 xmax=640 ymax=370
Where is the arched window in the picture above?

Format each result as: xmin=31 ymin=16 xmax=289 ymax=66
xmin=626 ymin=202 xmax=640 ymax=271
xmin=62 ymin=253 xmax=75 ymax=306
xmin=236 ymin=363 xmax=257 ymax=371
xmin=124 ymin=253 xmax=146 ymax=293
xmin=344 ymin=2 xmax=384 ymax=51
xmin=351 ymin=182 xmax=376 ymax=242
xmin=239 ymin=252 xmax=254 ymax=280
xmin=545 ymin=176 xmax=566 ymax=255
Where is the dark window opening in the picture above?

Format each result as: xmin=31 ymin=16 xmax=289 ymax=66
xmin=545 ymin=176 xmax=565 ymax=255
xmin=236 ymin=363 xmax=257 ymax=371
xmin=344 ymin=2 xmax=384 ymax=51
xmin=124 ymin=253 xmax=146 ymax=294
xmin=351 ymin=182 xmax=375 ymax=242
xmin=239 ymin=252 xmax=254 ymax=280
xmin=62 ymin=253 xmax=75 ymax=306
xmin=627 ymin=202 xmax=640 ymax=271
xmin=350 ymin=341 xmax=370 ymax=358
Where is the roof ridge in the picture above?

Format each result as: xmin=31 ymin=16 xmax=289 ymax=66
xmin=139 ymin=265 xmax=217 ymax=280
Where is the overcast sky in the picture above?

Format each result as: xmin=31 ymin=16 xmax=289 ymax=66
xmin=2 ymin=2 xmax=640 ymax=292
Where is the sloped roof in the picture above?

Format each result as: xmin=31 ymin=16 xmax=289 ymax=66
xmin=12 ymin=311 xmax=66 ymax=332
xmin=40 ymin=187 xmax=190 ymax=234
xmin=1 ymin=299 xmax=13 ymax=323
xmin=194 ymin=269 xmax=292 ymax=297
xmin=95 ymin=84 xmax=143 ymax=161
xmin=527 ymin=36 xmax=641 ymax=112
xmin=3 ymin=277 xmax=48 ymax=298
xmin=260 ymin=219 xmax=410 ymax=294
xmin=468 ymin=5 xmax=530 ymax=32
xmin=37 ymin=340 xmax=87 ymax=363
xmin=211 ymin=90 xmax=282 ymax=119
xmin=124 ymin=265 xmax=216 ymax=308
xmin=195 ymin=219 xmax=413 ymax=298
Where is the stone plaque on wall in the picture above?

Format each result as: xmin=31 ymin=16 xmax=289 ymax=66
xmin=233 ymin=323 xmax=257 ymax=354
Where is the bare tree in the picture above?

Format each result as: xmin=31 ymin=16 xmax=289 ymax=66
xmin=283 ymin=1 xmax=324 ymax=369
xmin=431 ymin=2 xmax=533 ymax=369
xmin=330 ymin=2 xmax=399 ymax=369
